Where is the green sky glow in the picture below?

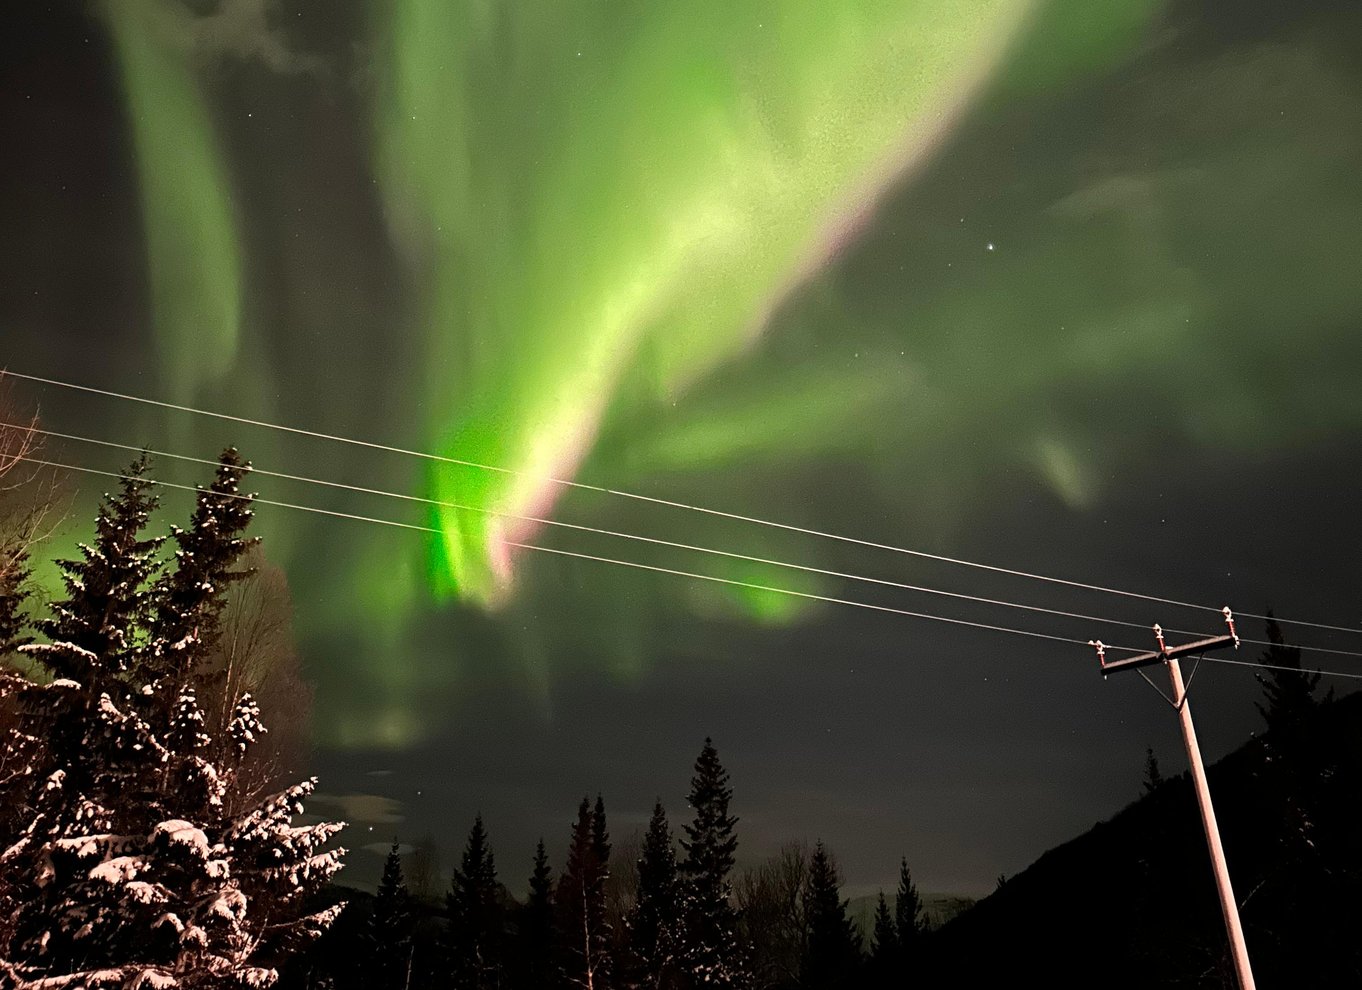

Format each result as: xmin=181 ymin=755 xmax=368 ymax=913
xmin=17 ymin=1 xmax=1362 ymax=905
xmin=106 ymin=0 xmax=242 ymax=405
xmin=55 ymin=0 xmax=1362 ymax=748
xmin=372 ymin=0 xmax=1037 ymax=605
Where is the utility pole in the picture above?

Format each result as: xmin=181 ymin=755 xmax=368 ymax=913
xmin=1090 ymin=609 xmax=1256 ymax=990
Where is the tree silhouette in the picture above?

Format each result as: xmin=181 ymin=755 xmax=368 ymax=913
xmin=1255 ymin=614 xmax=1323 ymax=734
xmin=866 ymin=892 xmax=898 ymax=988
xmin=366 ymin=840 xmax=415 ymax=989
xmin=678 ymin=738 xmax=748 ymax=987
xmin=559 ymin=797 xmax=612 ymax=989
xmin=447 ymin=814 xmax=502 ymax=989
xmin=514 ymin=839 xmax=555 ymax=990
xmin=801 ymin=841 xmax=860 ymax=990
xmin=895 ymin=858 xmax=927 ymax=947
xmin=625 ymin=801 xmax=681 ymax=988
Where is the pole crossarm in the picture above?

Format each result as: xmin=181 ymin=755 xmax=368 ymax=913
xmin=1097 ymin=633 xmax=1237 ymax=676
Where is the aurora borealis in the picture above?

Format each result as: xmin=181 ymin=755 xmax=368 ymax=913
xmin=5 ymin=0 xmax=1362 ymax=894
xmin=106 ymin=0 xmax=242 ymax=407
xmin=373 ymin=0 xmax=1040 ymax=604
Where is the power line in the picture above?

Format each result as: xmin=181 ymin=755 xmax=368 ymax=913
xmin=24 ymin=452 xmax=1362 ymax=686
xmin=10 ymin=421 xmax=1213 ymax=639
xmin=21 ymin=455 xmax=1362 ymax=683
xmin=49 ymin=424 xmax=1359 ymax=660
xmin=9 ymin=368 xmax=1358 ymax=636
xmin=1203 ymin=655 xmax=1362 ymax=683
xmin=35 ymin=420 xmax=1362 ymax=662
xmin=25 ymin=457 xmax=435 ymax=536
xmin=1233 ymin=638 xmax=1362 ymax=660
xmin=22 ymin=455 xmax=1151 ymax=657
xmin=502 ymin=541 xmax=1122 ymax=650
xmin=1231 ymin=611 xmax=1362 ymax=636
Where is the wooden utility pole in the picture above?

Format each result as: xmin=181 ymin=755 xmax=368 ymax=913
xmin=1090 ymin=611 xmax=1257 ymax=990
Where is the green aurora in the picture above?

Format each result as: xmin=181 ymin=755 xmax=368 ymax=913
xmin=106 ymin=0 xmax=242 ymax=406
xmin=37 ymin=0 xmax=1362 ymax=747
xmin=371 ymin=0 xmax=1045 ymax=605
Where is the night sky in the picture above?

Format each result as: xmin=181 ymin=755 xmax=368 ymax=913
xmin=3 ymin=0 xmax=1362 ymax=898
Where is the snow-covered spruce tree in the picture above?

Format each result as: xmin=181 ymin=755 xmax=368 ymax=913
xmin=144 ymin=448 xmax=259 ymax=726
xmin=623 ymin=802 xmax=680 ymax=989
xmin=0 ymin=459 xmax=169 ymax=969
xmin=677 ymin=739 xmax=748 ymax=989
xmin=38 ymin=454 xmax=164 ymax=678
xmin=558 ymin=797 xmax=612 ymax=990
xmin=0 ymin=450 xmax=346 ymax=989
xmin=14 ymin=458 xmax=167 ymax=810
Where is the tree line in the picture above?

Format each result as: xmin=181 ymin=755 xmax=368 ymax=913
xmin=278 ymin=603 xmax=1362 ymax=988
xmin=297 ymin=742 xmax=933 ymax=990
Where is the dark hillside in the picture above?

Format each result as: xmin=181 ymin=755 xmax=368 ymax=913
xmin=927 ymin=692 xmax=1362 ymax=988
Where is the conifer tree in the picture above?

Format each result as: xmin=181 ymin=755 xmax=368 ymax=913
xmin=1253 ymin=617 xmax=1331 ymax=851
xmin=593 ymin=793 xmax=626 ymax=974
xmin=801 ymin=841 xmax=860 ymax=990
xmin=1255 ymin=615 xmax=1323 ymax=735
xmin=515 ymin=839 xmax=555 ymax=990
xmin=1251 ymin=614 xmax=1336 ymax=962
xmin=366 ymin=840 xmax=415 ymax=990
xmin=0 ymin=541 xmax=30 ymax=658
xmin=593 ymin=793 xmax=612 ymax=874
xmin=677 ymin=738 xmax=747 ymax=988
xmin=37 ymin=455 xmax=163 ymax=681
xmin=1142 ymin=746 xmax=1163 ymax=794
xmin=558 ymin=796 xmax=612 ymax=989
xmin=145 ymin=448 xmax=258 ymax=715
xmin=447 ymin=814 xmax=503 ymax=989
xmin=625 ymin=802 xmax=681 ymax=989
xmin=3 ymin=457 xmax=167 ymax=858
xmin=894 ymin=857 xmax=926 ymax=948
xmin=0 ymin=450 xmax=346 ymax=988
xmin=866 ymin=892 xmax=898 ymax=988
